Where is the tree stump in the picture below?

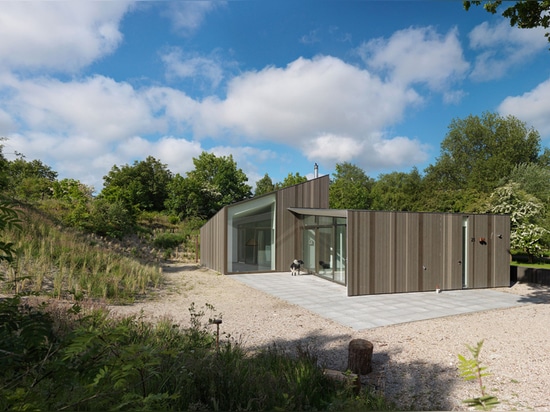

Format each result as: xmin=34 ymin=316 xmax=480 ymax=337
xmin=347 ymin=339 xmax=373 ymax=375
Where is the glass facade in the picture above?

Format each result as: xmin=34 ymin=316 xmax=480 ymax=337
xmin=227 ymin=194 xmax=276 ymax=273
xmin=301 ymin=215 xmax=347 ymax=285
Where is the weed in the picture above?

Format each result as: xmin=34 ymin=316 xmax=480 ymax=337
xmin=458 ymin=340 xmax=500 ymax=410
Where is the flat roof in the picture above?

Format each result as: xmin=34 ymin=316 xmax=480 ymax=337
xmin=288 ymin=207 xmax=347 ymax=218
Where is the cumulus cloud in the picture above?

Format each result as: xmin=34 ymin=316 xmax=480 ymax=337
xmin=303 ymin=133 xmax=429 ymax=171
xmin=5 ymin=75 xmax=162 ymax=142
xmin=161 ymin=48 xmax=225 ymax=90
xmin=209 ymin=145 xmax=279 ymax=186
xmin=199 ymin=56 xmax=422 ymax=144
xmin=0 ymin=1 xmax=132 ymax=72
xmin=498 ymin=78 xmax=550 ymax=139
xmin=358 ymin=26 xmax=469 ymax=92
xmin=0 ymin=108 xmax=15 ymax=134
xmin=163 ymin=1 xmax=225 ymax=36
xmin=469 ymin=20 xmax=548 ymax=81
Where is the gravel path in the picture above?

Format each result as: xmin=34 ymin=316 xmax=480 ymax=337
xmin=109 ymin=263 xmax=550 ymax=411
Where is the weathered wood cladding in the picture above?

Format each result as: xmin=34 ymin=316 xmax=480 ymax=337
xmin=347 ymin=211 xmax=510 ymax=296
xmin=200 ymin=176 xmax=330 ymax=274
xmin=275 ymin=175 xmax=330 ymax=271
xmin=199 ymin=207 xmax=227 ymax=274
xmin=469 ymin=214 xmax=510 ymax=288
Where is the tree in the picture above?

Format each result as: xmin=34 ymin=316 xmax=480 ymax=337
xmin=424 ymin=112 xmax=541 ymax=194
xmin=275 ymin=172 xmax=307 ymax=190
xmin=100 ymin=156 xmax=172 ymax=213
xmin=51 ymin=178 xmax=94 ymax=229
xmin=370 ymin=168 xmax=422 ymax=211
xmin=329 ymin=162 xmax=373 ymax=210
xmin=487 ymin=183 xmax=548 ymax=262
xmin=501 ymin=162 xmax=550 ymax=203
xmin=6 ymin=156 xmax=58 ymax=201
xmin=183 ymin=152 xmax=252 ymax=219
xmin=254 ymin=173 xmax=275 ymax=196
xmin=464 ymin=1 xmax=550 ymax=44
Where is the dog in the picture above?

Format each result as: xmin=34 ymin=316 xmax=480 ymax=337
xmin=290 ymin=259 xmax=304 ymax=276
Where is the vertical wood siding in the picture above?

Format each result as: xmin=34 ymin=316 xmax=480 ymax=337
xmin=200 ymin=175 xmax=330 ymax=274
xmin=347 ymin=211 xmax=510 ymax=296
xmin=275 ymin=175 xmax=330 ymax=271
xmin=200 ymin=175 xmax=510 ymax=295
xmin=199 ymin=207 xmax=227 ymax=273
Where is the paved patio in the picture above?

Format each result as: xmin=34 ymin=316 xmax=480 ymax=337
xmin=232 ymin=272 xmax=541 ymax=330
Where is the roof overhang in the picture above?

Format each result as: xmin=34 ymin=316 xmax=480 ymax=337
xmin=288 ymin=207 xmax=347 ymax=218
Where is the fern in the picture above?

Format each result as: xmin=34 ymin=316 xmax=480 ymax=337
xmin=458 ymin=340 xmax=500 ymax=410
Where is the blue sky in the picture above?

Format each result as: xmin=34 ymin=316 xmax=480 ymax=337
xmin=1 ymin=1 xmax=549 ymax=193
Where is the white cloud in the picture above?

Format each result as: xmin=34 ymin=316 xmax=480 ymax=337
xmin=305 ymin=134 xmax=365 ymax=163
xmin=303 ymin=133 xmax=428 ymax=171
xmin=0 ymin=1 xmax=132 ymax=72
xmin=2 ymin=52 xmax=432 ymax=190
xmin=161 ymin=48 xmax=225 ymax=89
xmin=358 ymin=26 xmax=469 ymax=91
xmin=209 ymin=145 xmax=278 ymax=186
xmin=163 ymin=1 xmax=225 ymax=36
xmin=5 ymin=75 xmax=161 ymax=142
xmin=153 ymin=136 xmax=203 ymax=176
xmin=498 ymin=78 xmax=550 ymax=139
xmin=201 ymin=56 xmax=422 ymax=143
xmin=0 ymin=108 xmax=15 ymax=134
xmin=469 ymin=20 xmax=548 ymax=81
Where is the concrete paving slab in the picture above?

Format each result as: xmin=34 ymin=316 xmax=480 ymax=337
xmin=231 ymin=272 xmax=542 ymax=330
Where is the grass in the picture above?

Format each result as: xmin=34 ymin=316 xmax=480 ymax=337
xmin=0 ymin=298 xmax=394 ymax=411
xmin=511 ymin=252 xmax=550 ymax=270
xmin=0 ymin=204 xmax=162 ymax=303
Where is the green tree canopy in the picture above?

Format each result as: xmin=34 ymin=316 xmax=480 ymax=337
xmin=254 ymin=173 xmax=275 ymax=196
xmin=371 ymin=168 xmax=422 ymax=211
xmin=3 ymin=155 xmax=58 ymax=201
xmin=184 ymin=152 xmax=252 ymax=219
xmin=424 ymin=112 xmax=541 ymax=194
xmin=275 ymin=172 xmax=308 ymax=190
xmin=100 ymin=156 xmax=172 ymax=213
xmin=501 ymin=162 xmax=550 ymax=203
xmin=464 ymin=1 xmax=550 ymax=44
xmin=329 ymin=162 xmax=373 ymax=209
xmin=486 ymin=182 xmax=548 ymax=261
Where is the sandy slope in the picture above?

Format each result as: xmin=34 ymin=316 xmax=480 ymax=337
xmin=109 ymin=263 xmax=550 ymax=411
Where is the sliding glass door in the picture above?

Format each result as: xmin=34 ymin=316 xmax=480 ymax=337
xmin=301 ymin=216 xmax=346 ymax=285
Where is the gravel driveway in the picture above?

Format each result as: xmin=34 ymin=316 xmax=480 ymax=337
xmin=109 ymin=264 xmax=550 ymax=411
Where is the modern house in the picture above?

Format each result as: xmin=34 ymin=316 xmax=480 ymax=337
xmin=200 ymin=175 xmax=510 ymax=296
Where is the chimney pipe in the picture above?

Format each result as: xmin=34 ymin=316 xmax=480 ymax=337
xmin=314 ymin=163 xmax=319 ymax=178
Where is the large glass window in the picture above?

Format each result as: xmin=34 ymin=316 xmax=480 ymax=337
xmin=301 ymin=215 xmax=346 ymax=285
xmin=227 ymin=195 xmax=276 ymax=273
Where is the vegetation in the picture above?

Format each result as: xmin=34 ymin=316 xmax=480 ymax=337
xmin=2 ymin=111 xmax=550 ymax=265
xmin=0 ymin=297 xmax=393 ymax=411
xmin=1 ymin=110 xmax=549 ymax=409
xmin=1 ymin=204 xmax=162 ymax=302
xmin=458 ymin=340 xmax=500 ymax=410
xmin=464 ymin=1 xmax=550 ymax=45
xmin=329 ymin=162 xmax=374 ymax=209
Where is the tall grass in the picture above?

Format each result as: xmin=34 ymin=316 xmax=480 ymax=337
xmin=0 ymin=206 xmax=161 ymax=302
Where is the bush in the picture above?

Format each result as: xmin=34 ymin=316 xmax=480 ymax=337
xmin=153 ymin=232 xmax=186 ymax=250
xmin=0 ymin=300 xmax=393 ymax=411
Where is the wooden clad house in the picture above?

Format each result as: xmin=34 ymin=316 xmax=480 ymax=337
xmin=200 ymin=175 xmax=510 ymax=296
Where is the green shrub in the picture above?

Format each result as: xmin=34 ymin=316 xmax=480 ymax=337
xmin=153 ymin=232 xmax=186 ymax=250
xmin=0 ymin=300 xmax=393 ymax=411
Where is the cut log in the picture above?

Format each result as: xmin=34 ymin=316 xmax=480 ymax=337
xmin=347 ymin=339 xmax=373 ymax=375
